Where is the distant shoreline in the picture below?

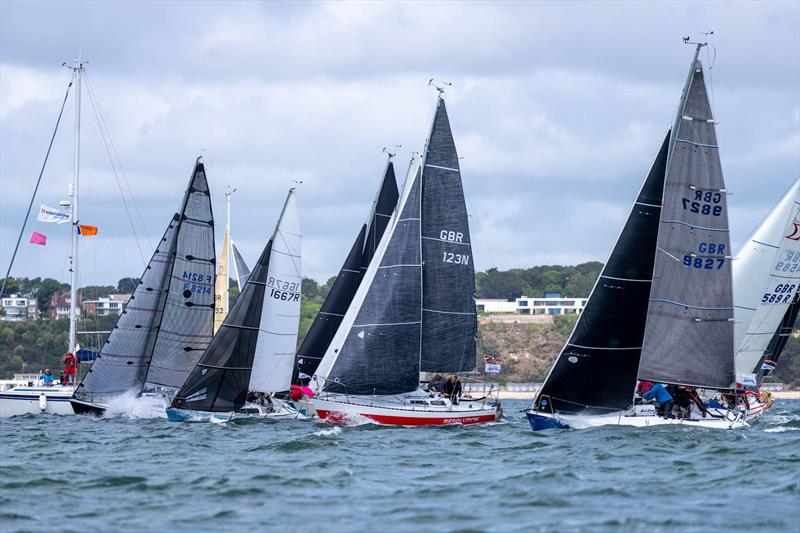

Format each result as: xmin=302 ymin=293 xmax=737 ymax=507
xmin=491 ymin=390 xmax=800 ymax=400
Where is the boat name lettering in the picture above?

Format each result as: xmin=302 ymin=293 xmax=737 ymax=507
xmin=442 ymin=417 xmax=480 ymax=424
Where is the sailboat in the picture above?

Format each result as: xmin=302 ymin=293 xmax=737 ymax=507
xmin=307 ymin=95 xmax=499 ymax=426
xmin=71 ymin=158 xmax=216 ymax=415
xmin=293 ymin=156 xmax=399 ymax=388
xmin=756 ymin=292 xmax=799 ymax=382
xmin=717 ymin=179 xmax=800 ymax=420
xmin=527 ymin=42 xmax=747 ymax=430
xmin=167 ymin=189 xmax=302 ymax=421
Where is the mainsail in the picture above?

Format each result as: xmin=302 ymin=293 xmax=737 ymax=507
xmin=535 ymin=132 xmax=670 ymax=414
xmin=420 ymin=98 xmax=477 ymax=373
xmin=639 ymin=54 xmax=735 ymax=389
xmin=732 ymin=179 xmax=800 ymax=386
xmin=756 ymin=292 xmax=799 ymax=382
xmin=143 ymin=162 xmax=216 ymax=393
xmin=231 ymin=240 xmax=251 ymax=290
xmin=171 ymin=189 xmax=300 ymax=412
xmin=294 ymin=160 xmax=399 ymax=382
xmin=213 ymin=228 xmax=230 ymax=334
xmin=74 ymin=159 xmax=214 ymax=404
xmin=312 ymin=96 xmax=475 ymax=395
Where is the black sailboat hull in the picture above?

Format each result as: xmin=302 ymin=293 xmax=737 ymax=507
xmin=70 ymin=398 xmax=107 ymax=416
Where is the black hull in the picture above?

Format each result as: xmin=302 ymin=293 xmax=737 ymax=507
xmin=70 ymin=399 xmax=106 ymax=416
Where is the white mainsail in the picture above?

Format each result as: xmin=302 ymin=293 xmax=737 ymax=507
xmin=213 ymin=228 xmax=230 ymax=334
xmin=733 ymin=179 xmax=800 ymax=386
xmin=248 ymin=190 xmax=302 ymax=392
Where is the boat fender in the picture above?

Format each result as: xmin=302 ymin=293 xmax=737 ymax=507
xmin=39 ymin=393 xmax=47 ymax=411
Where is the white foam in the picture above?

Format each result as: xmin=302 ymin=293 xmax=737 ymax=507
xmin=313 ymin=426 xmax=342 ymax=437
xmin=102 ymin=392 xmax=168 ymax=419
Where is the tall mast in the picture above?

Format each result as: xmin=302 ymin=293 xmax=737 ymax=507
xmin=224 ymin=186 xmax=237 ymax=293
xmin=666 ymin=40 xmax=706 ymax=166
xmin=68 ymin=59 xmax=84 ymax=356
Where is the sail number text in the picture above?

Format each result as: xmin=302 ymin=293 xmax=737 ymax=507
xmin=182 ymin=271 xmax=212 ymax=294
xmin=682 ymin=190 xmax=723 ymax=217
xmin=775 ymin=251 xmax=800 ymax=273
xmin=267 ymin=277 xmax=300 ymax=302
xmin=440 ymin=230 xmax=469 ymax=265
xmin=682 ymin=242 xmax=725 ymax=270
xmin=762 ymin=284 xmax=796 ymax=304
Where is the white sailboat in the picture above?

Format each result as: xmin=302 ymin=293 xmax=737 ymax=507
xmin=167 ymin=188 xmax=303 ymax=421
xmin=527 ymin=41 xmax=747 ymax=431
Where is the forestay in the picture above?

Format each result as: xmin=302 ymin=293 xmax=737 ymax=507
xmin=733 ymin=180 xmax=800 ymax=386
xmin=420 ymin=98 xmax=477 ymax=373
xmin=639 ymin=58 xmax=735 ymax=389
xmin=144 ymin=162 xmax=216 ymax=392
xmin=249 ymin=190 xmax=302 ymax=392
xmin=535 ymin=132 xmax=670 ymax=414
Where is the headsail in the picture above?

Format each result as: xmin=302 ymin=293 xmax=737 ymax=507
xmin=73 ymin=215 xmax=179 ymax=405
xmin=420 ymin=98 xmax=477 ymax=373
xmin=639 ymin=53 xmax=735 ymax=389
xmin=295 ymin=159 xmax=399 ymax=382
xmin=213 ymin=228 xmax=230 ymax=334
xmin=144 ymin=160 xmax=216 ymax=393
xmin=248 ymin=189 xmax=302 ymax=392
xmin=535 ymin=132 xmax=670 ymax=414
xmin=231 ymin=240 xmax=251 ymax=290
xmin=313 ymin=163 xmax=422 ymax=395
xmin=171 ymin=241 xmax=273 ymax=412
xmin=732 ymin=179 xmax=800 ymax=386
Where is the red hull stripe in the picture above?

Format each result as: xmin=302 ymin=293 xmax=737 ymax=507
xmin=316 ymin=409 xmax=496 ymax=426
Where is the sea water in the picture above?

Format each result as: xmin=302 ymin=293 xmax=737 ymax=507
xmin=1 ymin=400 xmax=798 ymax=532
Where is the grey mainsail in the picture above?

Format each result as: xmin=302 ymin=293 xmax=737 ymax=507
xmin=420 ymin=98 xmax=477 ymax=373
xmin=639 ymin=54 xmax=735 ymax=389
xmin=534 ymin=132 xmax=670 ymax=414
xmin=231 ymin=240 xmax=250 ymax=290
xmin=72 ymin=215 xmax=179 ymax=405
xmin=144 ymin=161 xmax=216 ymax=393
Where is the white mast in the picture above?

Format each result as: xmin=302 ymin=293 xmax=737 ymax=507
xmin=68 ymin=60 xmax=84 ymax=356
xmin=225 ymin=186 xmax=237 ymax=292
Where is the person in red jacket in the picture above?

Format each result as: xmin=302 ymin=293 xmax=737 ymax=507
xmin=63 ymin=352 xmax=77 ymax=384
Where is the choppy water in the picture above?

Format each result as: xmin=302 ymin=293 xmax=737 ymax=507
xmin=1 ymin=400 xmax=798 ymax=532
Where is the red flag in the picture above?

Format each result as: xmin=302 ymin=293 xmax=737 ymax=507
xmin=29 ymin=231 xmax=47 ymax=246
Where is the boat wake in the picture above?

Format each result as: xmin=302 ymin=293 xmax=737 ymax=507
xmin=102 ymin=393 xmax=167 ymax=419
xmin=322 ymin=411 xmax=376 ymax=427
xmin=313 ymin=426 xmax=343 ymax=437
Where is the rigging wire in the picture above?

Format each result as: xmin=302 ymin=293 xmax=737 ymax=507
xmin=467 ymin=197 xmax=496 ymax=268
xmin=0 ymin=73 xmax=74 ymax=299
xmin=81 ymin=72 xmax=149 ymax=268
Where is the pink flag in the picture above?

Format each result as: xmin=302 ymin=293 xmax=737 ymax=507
xmin=29 ymin=231 xmax=47 ymax=246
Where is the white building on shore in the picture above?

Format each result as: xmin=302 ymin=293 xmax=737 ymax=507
xmin=0 ymin=294 xmax=39 ymax=322
xmin=477 ymin=293 xmax=587 ymax=316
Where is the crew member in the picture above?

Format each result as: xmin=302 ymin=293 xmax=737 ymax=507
xmin=444 ymin=375 xmax=463 ymax=405
xmin=63 ymin=351 xmax=77 ymax=385
xmin=40 ymin=369 xmax=54 ymax=386
xmin=428 ymin=374 xmax=445 ymax=394
xmin=643 ymin=383 xmax=674 ymax=417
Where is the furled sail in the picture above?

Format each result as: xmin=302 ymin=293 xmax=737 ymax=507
xmin=314 ymin=164 xmax=422 ymax=396
xmin=143 ymin=161 xmax=216 ymax=393
xmin=755 ymin=292 xmax=799 ymax=383
xmin=231 ymin=240 xmax=250 ymax=290
xmin=213 ymin=228 xmax=230 ymax=334
xmin=639 ymin=56 xmax=735 ymax=389
xmin=171 ymin=241 xmax=273 ymax=412
xmin=295 ymin=160 xmax=399 ymax=382
xmin=74 ymin=159 xmax=213 ymax=404
xmin=535 ymin=132 xmax=670 ymax=414
xmin=732 ymin=179 xmax=800 ymax=386
xmin=419 ymin=98 xmax=477 ymax=373
xmin=248 ymin=190 xmax=302 ymax=392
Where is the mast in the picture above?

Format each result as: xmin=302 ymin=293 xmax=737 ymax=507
xmin=225 ymin=186 xmax=236 ymax=293
xmin=666 ymin=40 xmax=705 ymax=168
xmin=68 ymin=59 xmax=84 ymax=357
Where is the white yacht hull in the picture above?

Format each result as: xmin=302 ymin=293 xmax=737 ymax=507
xmin=311 ymin=391 xmax=499 ymax=426
xmin=527 ymin=404 xmax=748 ymax=431
xmin=0 ymin=385 xmax=75 ymax=417
xmin=166 ymin=398 xmax=304 ymax=422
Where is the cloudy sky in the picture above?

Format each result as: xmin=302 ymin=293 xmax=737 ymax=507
xmin=1 ymin=1 xmax=798 ymax=287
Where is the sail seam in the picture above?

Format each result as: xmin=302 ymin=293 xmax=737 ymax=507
xmin=751 ymin=239 xmax=779 ymax=249
xmin=650 ymin=298 xmax=733 ymax=311
xmin=422 ymin=308 xmax=474 ymax=316
xmin=319 ymin=311 xmax=345 ymax=317
xmin=675 ymin=139 xmax=718 ymax=149
xmin=660 ymin=220 xmax=728 ymax=232
xmin=420 ymin=236 xmax=471 ymax=246
xmin=567 ymin=343 xmax=642 ymax=351
xmin=425 ymin=163 xmax=459 ymax=172
xmin=601 ymin=275 xmax=652 ymax=283
xmin=635 ymin=201 xmax=662 ymax=208
xmin=378 ymin=263 xmax=420 ymax=269
xmin=352 ymin=320 xmax=421 ymax=327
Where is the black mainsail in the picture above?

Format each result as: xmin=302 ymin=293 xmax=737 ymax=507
xmin=639 ymin=53 xmax=735 ymax=389
xmin=231 ymin=240 xmax=251 ymax=290
xmin=420 ymin=98 xmax=477 ymax=373
xmin=73 ymin=159 xmax=215 ymax=406
xmin=534 ymin=133 xmax=670 ymax=414
xmin=294 ymin=161 xmax=399 ymax=382
xmin=756 ymin=291 xmax=799 ymax=383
